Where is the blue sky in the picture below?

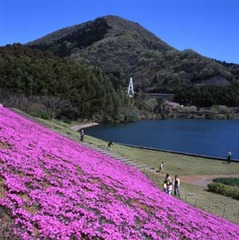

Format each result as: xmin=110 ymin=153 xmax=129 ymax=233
xmin=1 ymin=0 xmax=238 ymax=64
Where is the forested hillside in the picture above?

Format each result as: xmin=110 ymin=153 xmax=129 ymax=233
xmin=0 ymin=44 xmax=128 ymax=121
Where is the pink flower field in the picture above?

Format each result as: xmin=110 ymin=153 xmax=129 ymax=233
xmin=0 ymin=107 xmax=239 ymax=239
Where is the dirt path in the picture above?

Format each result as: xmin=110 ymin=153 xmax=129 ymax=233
xmin=180 ymin=174 xmax=239 ymax=187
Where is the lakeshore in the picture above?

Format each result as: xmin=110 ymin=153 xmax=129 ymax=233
xmin=70 ymin=122 xmax=99 ymax=131
xmin=84 ymin=119 xmax=239 ymax=161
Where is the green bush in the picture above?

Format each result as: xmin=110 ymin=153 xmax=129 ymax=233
xmin=127 ymin=114 xmax=139 ymax=122
xmin=232 ymin=190 xmax=239 ymax=200
xmin=103 ymin=115 xmax=114 ymax=124
xmin=213 ymin=178 xmax=239 ymax=187
xmin=114 ymin=114 xmax=125 ymax=124
xmin=207 ymin=182 xmax=239 ymax=200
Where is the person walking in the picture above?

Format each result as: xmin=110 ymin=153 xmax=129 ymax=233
xmin=159 ymin=162 xmax=164 ymax=173
xmin=227 ymin=151 xmax=231 ymax=163
xmin=174 ymin=175 xmax=180 ymax=197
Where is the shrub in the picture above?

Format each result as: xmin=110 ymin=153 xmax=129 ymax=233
xmin=127 ymin=114 xmax=139 ymax=122
xmin=232 ymin=190 xmax=239 ymax=200
xmin=114 ymin=114 xmax=125 ymax=123
xmin=102 ymin=115 xmax=114 ymax=124
xmin=213 ymin=178 xmax=239 ymax=187
xmin=208 ymin=182 xmax=239 ymax=200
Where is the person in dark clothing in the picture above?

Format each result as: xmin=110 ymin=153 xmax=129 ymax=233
xmin=174 ymin=175 xmax=180 ymax=197
xmin=107 ymin=141 xmax=113 ymax=150
xmin=80 ymin=129 xmax=85 ymax=141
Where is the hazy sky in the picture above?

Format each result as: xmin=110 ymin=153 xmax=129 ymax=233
xmin=1 ymin=0 xmax=238 ymax=63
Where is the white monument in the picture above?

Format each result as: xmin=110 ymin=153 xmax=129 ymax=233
xmin=127 ymin=77 xmax=134 ymax=97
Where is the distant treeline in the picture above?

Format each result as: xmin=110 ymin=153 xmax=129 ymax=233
xmin=174 ymin=84 xmax=239 ymax=107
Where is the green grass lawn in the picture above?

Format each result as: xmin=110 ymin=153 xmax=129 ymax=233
xmin=22 ymin=116 xmax=239 ymax=225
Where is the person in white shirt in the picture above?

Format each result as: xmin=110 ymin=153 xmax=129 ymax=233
xmin=159 ymin=162 xmax=164 ymax=173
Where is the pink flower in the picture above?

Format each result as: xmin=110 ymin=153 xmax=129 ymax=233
xmin=0 ymin=107 xmax=239 ymax=239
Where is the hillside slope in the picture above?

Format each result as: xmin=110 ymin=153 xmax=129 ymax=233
xmin=27 ymin=15 xmax=238 ymax=92
xmin=0 ymin=106 xmax=239 ymax=239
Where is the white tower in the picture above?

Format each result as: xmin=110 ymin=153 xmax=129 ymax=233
xmin=127 ymin=77 xmax=134 ymax=97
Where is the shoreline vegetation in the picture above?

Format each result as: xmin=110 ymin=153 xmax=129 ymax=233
xmin=64 ymin=104 xmax=239 ymax=129
xmin=142 ymin=105 xmax=239 ymax=121
xmin=8 ymin=108 xmax=239 ymax=224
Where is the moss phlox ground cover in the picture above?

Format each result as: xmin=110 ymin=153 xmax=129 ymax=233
xmin=0 ymin=107 xmax=239 ymax=239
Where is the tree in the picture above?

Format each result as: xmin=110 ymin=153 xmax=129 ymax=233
xmin=142 ymin=98 xmax=158 ymax=112
xmin=40 ymin=96 xmax=71 ymax=121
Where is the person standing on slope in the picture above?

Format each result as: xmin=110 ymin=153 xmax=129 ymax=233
xmin=174 ymin=175 xmax=180 ymax=197
xmin=159 ymin=162 xmax=164 ymax=173
xmin=80 ymin=129 xmax=85 ymax=141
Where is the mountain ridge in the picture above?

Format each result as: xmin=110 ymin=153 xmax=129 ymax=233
xmin=27 ymin=15 xmax=173 ymax=52
xmin=27 ymin=15 xmax=199 ymax=90
xmin=26 ymin=15 xmax=239 ymax=93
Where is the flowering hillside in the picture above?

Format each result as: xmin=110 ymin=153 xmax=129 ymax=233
xmin=0 ymin=107 xmax=239 ymax=240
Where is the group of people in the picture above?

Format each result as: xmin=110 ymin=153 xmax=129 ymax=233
xmin=162 ymin=174 xmax=180 ymax=197
xmin=160 ymin=150 xmax=233 ymax=197
xmin=159 ymin=161 xmax=180 ymax=197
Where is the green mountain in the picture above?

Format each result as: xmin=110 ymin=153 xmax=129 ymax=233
xmin=27 ymin=15 xmax=239 ymax=93
xmin=1 ymin=15 xmax=239 ymax=121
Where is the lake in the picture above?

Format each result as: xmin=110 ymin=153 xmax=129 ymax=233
xmin=86 ymin=119 xmax=239 ymax=161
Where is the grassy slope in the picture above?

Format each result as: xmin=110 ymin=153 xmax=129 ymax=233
xmin=18 ymin=112 xmax=239 ymax=224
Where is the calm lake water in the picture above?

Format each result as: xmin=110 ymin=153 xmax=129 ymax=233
xmin=86 ymin=119 xmax=239 ymax=161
